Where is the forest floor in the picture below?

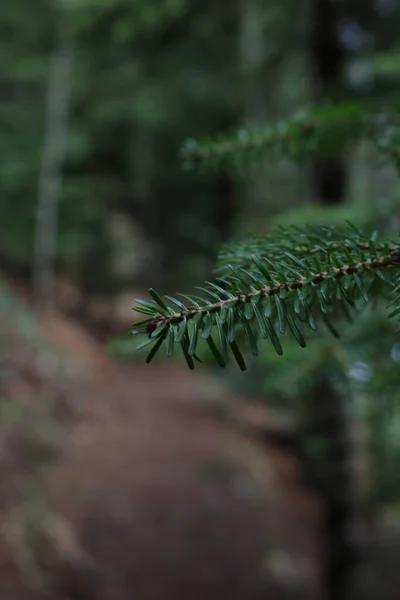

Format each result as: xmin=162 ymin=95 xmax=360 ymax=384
xmin=0 ymin=278 xmax=322 ymax=599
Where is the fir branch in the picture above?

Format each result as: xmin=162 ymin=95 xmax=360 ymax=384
xmin=180 ymin=102 xmax=400 ymax=173
xmin=216 ymin=223 xmax=397 ymax=273
xmin=131 ymin=228 xmax=400 ymax=370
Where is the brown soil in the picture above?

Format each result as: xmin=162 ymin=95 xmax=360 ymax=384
xmin=0 ymin=296 xmax=323 ymax=600
xmin=55 ymin=361 xmax=322 ymax=595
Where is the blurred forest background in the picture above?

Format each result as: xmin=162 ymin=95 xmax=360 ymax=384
xmin=1 ymin=0 xmax=400 ymax=599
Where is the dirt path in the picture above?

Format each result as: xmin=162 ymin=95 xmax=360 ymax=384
xmin=0 ymin=306 xmax=322 ymax=599
xmin=33 ymin=359 xmax=320 ymax=600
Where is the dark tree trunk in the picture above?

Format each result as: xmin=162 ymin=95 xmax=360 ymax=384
xmin=309 ymin=0 xmax=348 ymax=207
xmin=215 ymin=172 xmax=236 ymax=246
xmin=301 ymin=377 xmax=357 ymax=600
xmin=307 ymin=1 xmax=356 ymax=599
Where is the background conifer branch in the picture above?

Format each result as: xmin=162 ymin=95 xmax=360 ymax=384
xmin=180 ymin=102 xmax=400 ymax=173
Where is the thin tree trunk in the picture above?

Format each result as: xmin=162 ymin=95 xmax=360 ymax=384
xmin=33 ymin=12 xmax=74 ymax=312
xmin=302 ymin=376 xmax=356 ymax=600
xmin=307 ymin=2 xmax=356 ymax=599
xmin=214 ymin=172 xmax=236 ymax=246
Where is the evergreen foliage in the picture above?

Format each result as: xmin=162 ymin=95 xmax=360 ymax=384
xmin=131 ymin=220 xmax=400 ymax=371
xmin=181 ymin=102 xmax=400 ymax=174
xmin=131 ymin=91 xmax=400 ymax=519
xmin=132 ymin=99 xmax=400 ymax=372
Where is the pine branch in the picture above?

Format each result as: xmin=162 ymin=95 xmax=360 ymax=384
xmin=180 ymin=102 xmax=400 ymax=173
xmin=131 ymin=226 xmax=400 ymax=370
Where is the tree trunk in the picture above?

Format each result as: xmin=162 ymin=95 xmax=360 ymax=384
xmin=308 ymin=0 xmax=348 ymax=205
xmin=33 ymin=11 xmax=74 ymax=312
xmin=301 ymin=376 xmax=356 ymax=600
xmin=307 ymin=2 xmax=356 ymax=599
